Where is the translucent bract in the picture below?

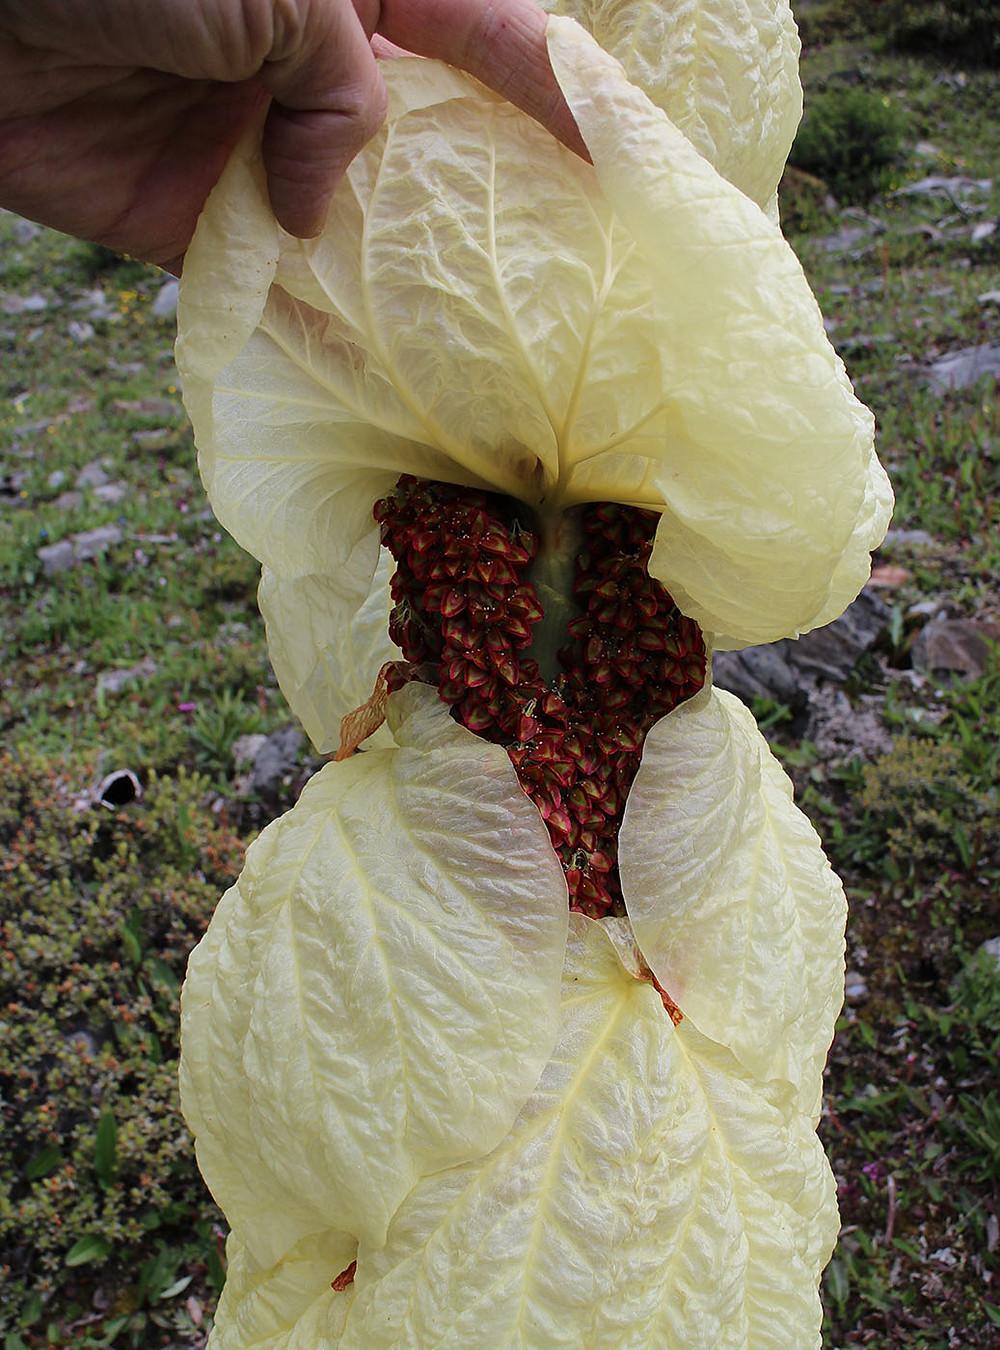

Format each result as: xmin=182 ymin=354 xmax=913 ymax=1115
xmin=176 ymin=6 xmax=883 ymax=1345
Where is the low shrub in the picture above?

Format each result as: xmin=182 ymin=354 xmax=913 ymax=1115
xmin=0 ymin=754 xmax=245 ymax=1343
xmin=789 ymin=87 xmax=907 ymax=203
xmin=855 ymin=0 xmax=1000 ymax=65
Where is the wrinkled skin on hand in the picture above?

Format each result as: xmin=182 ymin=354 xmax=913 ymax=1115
xmin=0 ymin=0 xmax=582 ymax=268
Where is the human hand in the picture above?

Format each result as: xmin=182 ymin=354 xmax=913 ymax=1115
xmin=0 ymin=0 xmax=583 ymax=271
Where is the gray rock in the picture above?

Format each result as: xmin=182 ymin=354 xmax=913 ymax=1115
xmin=47 ymin=469 xmax=66 ymax=489
xmin=37 ymin=523 xmax=123 ymax=575
xmin=112 ymin=396 xmax=183 ymax=420
xmin=0 ymin=291 xmax=48 ymax=315
xmin=836 ymin=333 xmax=895 ymax=357
xmin=152 ymin=278 xmax=180 ymax=319
xmin=97 ymin=656 xmax=157 ymax=695
xmin=884 ymin=528 xmax=936 ymax=549
xmin=912 ymin=617 xmax=1000 ymax=679
xmin=232 ymin=733 xmax=268 ymax=772
xmin=252 ymin=727 xmax=304 ymax=793
xmin=892 ymin=174 xmax=991 ymax=198
xmin=971 ymin=221 xmax=997 ymax=244
xmin=814 ymin=224 xmax=880 ymax=254
xmin=12 ymin=218 xmax=41 ymax=245
xmin=979 ymin=290 xmax=1000 ymax=306
xmin=234 ymin=727 xmax=305 ymax=797
xmin=927 ymin=342 xmax=1000 ymax=393
xmin=131 ymin=427 xmax=177 ymax=450
xmin=845 ymin=970 xmax=868 ymax=1002
xmin=67 ymin=319 xmax=95 ymax=344
xmin=806 ymin=685 xmax=895 ymax=763
xmin=52 ymin=490 xmax=84 ymax=511
xmin=94 ymin=481 xmax=127 ymax=505
xmin=714 ymin=590 xmax=889 ymax=709
xmin=76 ymin=459 xmax=111 ymax=489
xmin=784 ymin=588 xmax=889 ymax=683
xmin=73 ymin=287 xmax=119 ymax=323
xmin=713 ymin=646 xmax=805 ymax=710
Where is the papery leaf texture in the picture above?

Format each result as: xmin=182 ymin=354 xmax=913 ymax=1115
xmin=209 ymin=1230 xmax=356 ymax=1350
xmin=258 ymin=541 xmax=397 ymax=754
xmin=175 ymin=15 xmax=890 ymax=729
xmin=179 ymin=684 xmax=569 ymax=1268
xmin=619 ymin=686 xmax=847 ymax=1120
xmin=538 ymin=0 xmax=803 ymax=213
xmin=326 ymin=917 xmax=838 ymax=1350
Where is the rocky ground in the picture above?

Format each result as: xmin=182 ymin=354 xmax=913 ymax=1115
xmin=1 ymin=9 xmax=998 ymax=1349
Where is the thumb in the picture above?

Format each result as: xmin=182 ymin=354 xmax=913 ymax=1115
xmin=260 ymin=0 xmax=386 ymax=237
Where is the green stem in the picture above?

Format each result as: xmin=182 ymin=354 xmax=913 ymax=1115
xmin=527 ymin=509 xmax=582 ymax=684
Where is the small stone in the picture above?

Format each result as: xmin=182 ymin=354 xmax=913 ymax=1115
xmin=892 ymin=174 xmax=991 ymax=198
xmin=37 ymin=523 xmax=123 ymax=575
xmin=971 ymin=221 xmax=997 ymax=244
xmin=912 ymin=617 xmax=1000 ymax=679
xmin=131 ymin=427 xmax=177 ymax=450
xmin=232 ymin=733 xmax=268 ymax=772
xmin=836 ymin=333 xmax=895 ymax=356
xmin=73 ymin=286 xmax=118 ymax=323
xmin=47 ymin=469 xmax=66 ymax=489
xmin=12 ymin=218 xmax=40 ymax=245
xmin=76 ymin=459 xmax=111 ymax=489
xmin=907 ymin=599 xmax=943 ymax=619
xmin=814 ymin=223 xmax=880 ymax=254
xmin=112 ymin=396 xmax=183 ymax=420
xmin=94 ymin=481 xmax=127 ymax=504
xmin=251 ymin=727 xmax=304 ymax=795
xmin=52 ymin=490 xmax=83 ymax=511
xmin=927 ymin=342 xmax=1000 ymax=393
xmin=0 ymin=291 xmax=48 ymax=315
xmin=884 ymin=528 xmax=936 ymax=549
xmin=979 ymin=290 xmax=1000 ymax=306
xmin=845 ymin=970 xmax=868 ymax=1002
xmin=96 ymin=656 xmax=157 ymax=695
xmin=152 ymin=278 xmax=180 ymax=318
xmin=67 ymin=319 xmax=95 ymax=343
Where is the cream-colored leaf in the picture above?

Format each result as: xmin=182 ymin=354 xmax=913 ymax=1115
xmin=178 ymin=34 xmax=889 ymax=649
xmin=210 ymin=1230 xmax=356 ymax=1350
xmin=547 ymin=17 xmax=892 ymax=644
xmin=259 ymin=539 xmax=397 ymax=754
xmin=341 ymin=917 xmax=838 ymax=1350
xmin=175 ymin=134 xmax=279 ymax=458
xmin=538 ymin=0 xmax=802 ymax=208
xmin=180 ymin=684 xmax=568 ymax=1267
xmin=619 ymin=687 xmax=846 ymax=1116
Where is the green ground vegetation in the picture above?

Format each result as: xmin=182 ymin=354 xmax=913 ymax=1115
xmin=1 ymin=6 xmax=998 ymax=1346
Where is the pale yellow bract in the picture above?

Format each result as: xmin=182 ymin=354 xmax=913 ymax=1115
xmin=176 ymin=4 xmax=889 ymax=1346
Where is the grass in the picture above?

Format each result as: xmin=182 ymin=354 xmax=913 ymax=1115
xmin=1 ymin=9 xmax=999 ymax=1346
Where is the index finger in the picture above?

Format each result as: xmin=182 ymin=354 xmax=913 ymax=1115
xmin=377 ymin=0 xmax=588 ymax=159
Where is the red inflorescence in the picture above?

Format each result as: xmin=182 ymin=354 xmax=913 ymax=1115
xmin=374 ymin=476 xmax=706 ymax=917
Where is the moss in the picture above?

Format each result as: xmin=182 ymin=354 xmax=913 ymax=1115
xmin=0 ymin=753 xmax=244 ymax=1335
